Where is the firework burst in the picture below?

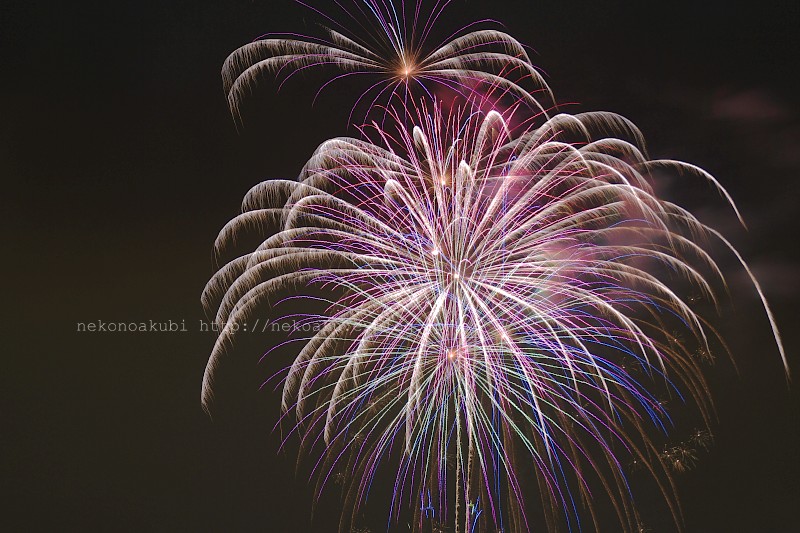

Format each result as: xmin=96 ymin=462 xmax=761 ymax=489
xmin=202 ymin=91 xmax=786 ymax=530
xmin=204 ymin=1 xmax=789 ymax=530
xmin=222 ymin=0 xmax=551 ymax=124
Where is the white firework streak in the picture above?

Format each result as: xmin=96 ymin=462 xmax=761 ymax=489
xmin=201 ymin=100 xmax=786 ymax=532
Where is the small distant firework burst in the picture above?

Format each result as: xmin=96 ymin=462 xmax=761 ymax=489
xmin=203 ymin=1 xmax=787 ymax=531
xmin=660 ymin=445 xmax=698 ymax=474
xmin=688 ymin=428 xmax=714 ymax=451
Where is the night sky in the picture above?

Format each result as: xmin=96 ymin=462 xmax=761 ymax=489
xmin=3 ymin=0 xmax=800 ymax=531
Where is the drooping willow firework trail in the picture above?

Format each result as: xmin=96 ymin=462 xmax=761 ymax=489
xmin=204 ymin=1 xmax=787 ymax=532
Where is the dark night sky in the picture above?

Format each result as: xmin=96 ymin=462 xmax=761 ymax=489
xmin=3 ymin=0 xmax=799 ymax=531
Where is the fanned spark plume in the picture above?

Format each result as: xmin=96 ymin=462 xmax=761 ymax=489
xmin=222 ymin=0 xmax=551 ymax=124
xmin=205 ymin=1 xmax=788 ymax=531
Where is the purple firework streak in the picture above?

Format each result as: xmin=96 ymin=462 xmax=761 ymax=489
xmin=203 ymin=1 xmax=787 ymax=532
